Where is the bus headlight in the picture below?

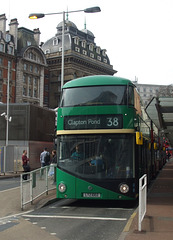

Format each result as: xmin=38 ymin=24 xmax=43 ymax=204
xmin=58 ymin=183 xmax=66 ymax=193
xmin=119 ymin=184 xmax=129 ymax=194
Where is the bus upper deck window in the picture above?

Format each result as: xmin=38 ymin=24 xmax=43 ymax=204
xmin=128 ymin=86 xmax=134 ymax=106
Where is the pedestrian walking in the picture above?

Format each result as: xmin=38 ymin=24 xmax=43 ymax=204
xmin=40 ymin=147 xmax=50 ymax=167
xmin=51 ymin=150 xmax=57 ymax=163
xmin=22 ymin=150 xmax=30 ymax=180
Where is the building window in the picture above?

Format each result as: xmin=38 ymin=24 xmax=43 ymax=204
xmin=0 ymin=58 xmax=2 ymax=65
xmin=75 ymin=47 xmax=80 ymax=53
xmin=83 ymin=50 xmax=87 ymax=55
xmin=35 ymin=66 xmax=39 ymax=74
xmin=8 ymin=46 xmax=13 ymax=54
xmin=102 ymin=50 xmax=106 ymax=57
xmin=23 ymin=75 xmax=26 ymax=83
xmin=28 ymin=88 xmax=32 ymax=97
xmin=8 ymin=61 xmax=11 ymax=68
xmin=30 ymin=65 xmax=33 ymax=72
xmin=96 ymin=47 xmax=101 ymax=54
xmin=34 ymin=77 xmax=38 ymax=86
xmin=74 ymin=37 xmax=79 ymax=45
xmin=81 ymin=41 xmax=86 ymax=48
xmin=103 ymin=58 xmax=107 ymax=63
xmin=45 ymin=49 xmax=50 ymax=54
xmin=33 ymin=89 xmax=37 ymax=98
xmin=24 ymin=63 xmax=27 ymax=71
xmin=90 ymin=53 xmax=94 ymax=58
xmin=23 ymin=87 xmax=27 ymax=96
xmin=0 ymin=69 xmax=2 ymax=78
xmin=27 ymin=41 xmax=31 ymax=46
xmin=0 ymin=43 xmax=4 ymax=52
xmin=97 ymin=56 xmax=101 ymax=61
xmin=28 ymin=76 xmax=32 ymax=85
xmin=44 ymin=96 xmax=48 ymax=104
xmin=6 ymin=34 xmax=11 ymax=42
xmin=53 ymin=37 xmax=59 ymax=45
xmin=89 ymin=44 xmax=94 ymax=51
xmin=29 ymin=52 xmax=33 ymax=59
xmin=44 ymin=84 xmax=49 ymax=91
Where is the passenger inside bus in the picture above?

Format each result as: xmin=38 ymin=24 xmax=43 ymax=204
xmin=71 ymin=145 xmax=84 ymax=160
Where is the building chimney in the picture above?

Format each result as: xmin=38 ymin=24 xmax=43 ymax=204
xmin=9 ymin=18 xmax=19 ymax=50
xmin=34 ymin=28 xmax=41 ymax=46
xmin=0 ymin=14 xmax=7 ymax=38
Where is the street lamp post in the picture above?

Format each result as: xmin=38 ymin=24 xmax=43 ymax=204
xmin=29 ymin=6 xmax=101 ymax=90
xmin=61 ymin=11 xmax=65 ymax=91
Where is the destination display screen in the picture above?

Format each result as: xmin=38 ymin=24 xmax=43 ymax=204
xmin=64 ymin=114 xmax=123 ymax=130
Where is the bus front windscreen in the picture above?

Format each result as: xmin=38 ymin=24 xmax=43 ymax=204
xmin=57 ymin=134 xmax=135 ymax=179
xmin=60 ymin=86 xmax=127 ymax=107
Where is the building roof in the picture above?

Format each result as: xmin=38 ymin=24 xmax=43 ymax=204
xmin=57 ymin=20 xmax=77 ymax=29
xmin=63 ymin=75 xmax=134 ymax=88
xmin=146 ymin=97 xmax=173 ymax=146
xmin=42 ymin=19 xmax=96 ymax=54
xmin=81 ymin=28 xmax=95 ymax=37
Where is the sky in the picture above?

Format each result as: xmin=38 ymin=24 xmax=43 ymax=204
xmin=1 ymin=0 xmax=173 ymax=85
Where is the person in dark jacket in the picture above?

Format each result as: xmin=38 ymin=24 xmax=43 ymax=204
xmin=51 ymin=150 xmax=57 ymax=163
xmin=22 ymin=150 xmax=30 ymax=180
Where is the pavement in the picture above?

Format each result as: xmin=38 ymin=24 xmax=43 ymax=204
xmin=0 ymin=172 xmax=59 ymax=240
xmin=0 ymin=158 xmax=173 ymax=240
xmin=122 ymin=157 xmax=173 ymax=240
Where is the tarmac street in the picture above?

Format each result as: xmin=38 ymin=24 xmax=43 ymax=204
xmin=0 ymin=215 xmax=60 ymax=240
xmin=0 ymin=187 xmax=21 ymax=218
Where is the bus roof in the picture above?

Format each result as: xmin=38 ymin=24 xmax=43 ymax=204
xmin=63 ymin=75 xmax=134 ymax=88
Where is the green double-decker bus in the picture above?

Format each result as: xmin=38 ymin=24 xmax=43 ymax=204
xmin=56 ymin=75 xmax=151 ymax=200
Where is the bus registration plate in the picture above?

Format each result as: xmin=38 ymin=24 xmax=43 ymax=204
xmin=83 ymin=193 xmax=101 ymax=198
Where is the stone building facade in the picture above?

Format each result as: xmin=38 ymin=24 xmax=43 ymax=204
xmin=41 ymin=19 xmax=117 ymax=108
xmin=16 ymin=27 xmax=47 ymax=106
xmin=0 ymin=14 xmax=16 ymax=103
xmin=0 ymin=14 xmax=47 ymax=107
xmin=0 ymin=13 xmax=116 ymax=108
xmin=135 ymin=82 xmax=172 ymax=106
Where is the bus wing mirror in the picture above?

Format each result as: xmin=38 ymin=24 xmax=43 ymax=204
xmin=136 ymin=132 xmax=143 ymax=145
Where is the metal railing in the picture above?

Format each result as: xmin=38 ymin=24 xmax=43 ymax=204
xmin=138 ymin=174 xmax=147 ymax=231
xmin=20 ymin=164 xmax=57 ymax=210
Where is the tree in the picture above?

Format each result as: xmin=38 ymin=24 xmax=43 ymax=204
xmin=156 ymin=85 xmax=173 ymax=97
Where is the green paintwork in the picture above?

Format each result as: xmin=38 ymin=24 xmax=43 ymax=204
xmin=57 ymin=75 xmax=137 ymax=130
xmin=56 ymin=168 xmax=134 ymax=200
xmin=62 ymin=75 xmax=134 ymax=88
xmin=57 ymin=168 xmax=76 ymax=198
xmin=57 ymin=105 xmax=136 ymax=130
xmin=56 ymin=75 xmax=138 ymax=201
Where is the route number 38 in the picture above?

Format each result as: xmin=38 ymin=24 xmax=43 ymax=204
xmin=106 ymin=117 xmax=119 ymax=127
